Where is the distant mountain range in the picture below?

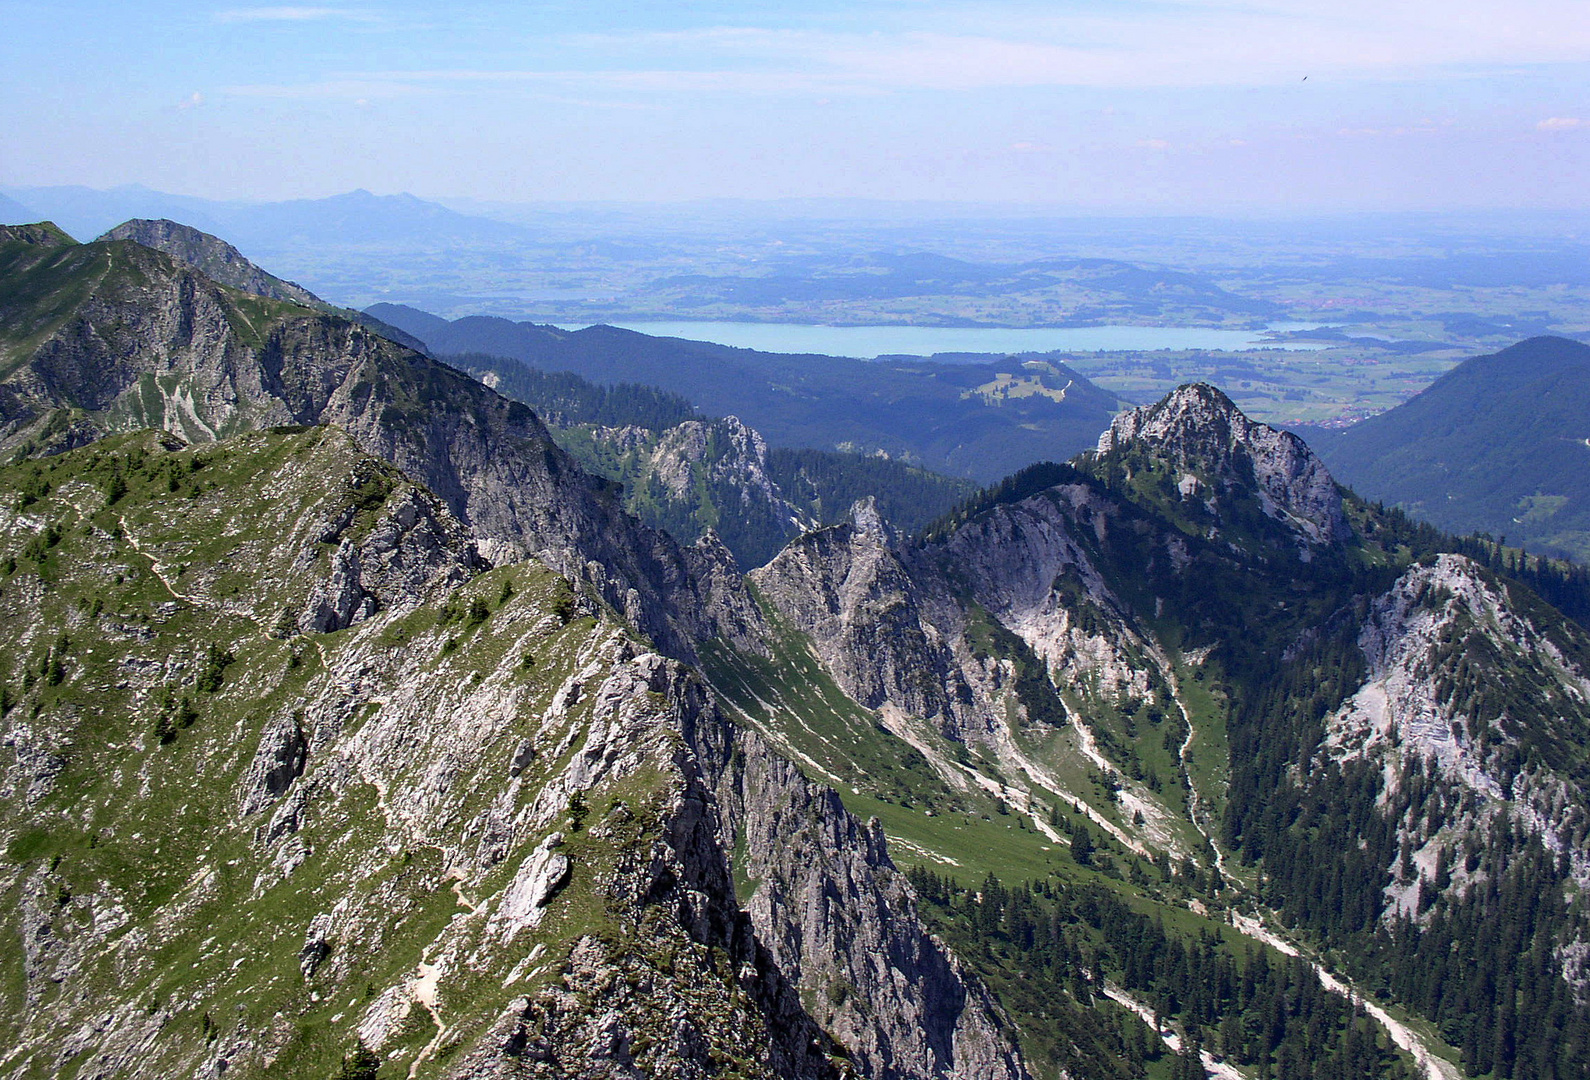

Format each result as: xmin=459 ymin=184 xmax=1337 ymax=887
xmin=1314 ymin=336 xmax=1590 ymax=562
xmin=0 ymin=192 xmax=38 ymax=225
xmin=0 ymin=185 xmax=530 ymax=252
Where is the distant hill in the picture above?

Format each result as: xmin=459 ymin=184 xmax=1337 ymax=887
xmin=3 ymin=185 xmax=528 ymax=255
xmin=0 ymin=192 xmax=40 ymax=226
xmin=1315 ymin=335 xmax=1590 ymax=561
xmin=370 ymin=303 xmax=1129 ymax=482
xmin=645 ymin=251 xmax=1279 ymax=319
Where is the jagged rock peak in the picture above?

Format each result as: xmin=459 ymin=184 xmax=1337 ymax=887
xmin=1098 ymin=382 xmax=1349 ymax=546
xmin=97 ymin=218 xmax=322 ymax=306
xmin=848 ymin=495 xmax=897 ymax=545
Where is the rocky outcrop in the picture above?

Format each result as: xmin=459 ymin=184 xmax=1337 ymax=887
xmin=713 ymin=735 xmax=1028 ymax=1080
xmin=751 ymin=501 xmax=979 ymax=737
xmin=1097 ymin=382 xmax=1349 ymax=549
xmin=573 ymin=413 xmax=816 ymax=569
xmin=98 ymin=219 xmax=322 ymax=306
xmin=1326 ymin=555 xmax=1590 ymax=891
xmin=750 ymin=490 xmax=1164 ymax=801
xmin=1320 ymin=554 xmax=1590 ymax=998
xmin=0 ymin=222 xmax=75 ymax=248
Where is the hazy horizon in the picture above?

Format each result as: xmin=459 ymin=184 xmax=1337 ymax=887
xmin=4 ymin=1 xmax=1588 ymax=214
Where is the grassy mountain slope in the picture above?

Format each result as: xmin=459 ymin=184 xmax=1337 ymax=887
xmin=0 ymin=428 xmax=828 ymax=1079
xmin=1314 ymin=336 xmax=1590 ymax=562
xmin=716 ymin=385 xmax=1590 ymax=1080
xmin=0 ymin=223 xmax=742 ymax=662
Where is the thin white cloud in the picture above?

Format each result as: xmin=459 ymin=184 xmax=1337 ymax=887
xmin=215 ymin=7 xmax=372 ymax=24
xmin=219 ymin=1 xmax=1590 ymax=103
xmin=1537 ymin=116 xmax=1583 ymax=130
xmin=223 ymin=78 xmax=416 ymax=101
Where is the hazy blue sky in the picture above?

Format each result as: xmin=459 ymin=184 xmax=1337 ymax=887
xmin=2 ymin=1 xmax=1587 ymax=211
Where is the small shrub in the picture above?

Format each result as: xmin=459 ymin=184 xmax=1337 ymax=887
xmin=553 ymin=596 xmax=575 ymax=623
xmin=332 ymin=1039 xmax=382 ymax=1080
xmin=195 ymin=644 xmax=235 ymax=693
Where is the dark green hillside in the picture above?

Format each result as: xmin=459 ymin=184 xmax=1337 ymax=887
xmin=763 ymin=446 xmax=974 ymax=533
xmin=452 ymin=351 xmax=975 ymax=567
xmin=1316 ymin=336 xmax=1590 ymax=562
xmin=370 ymin=303 xmax=1129 ymax=482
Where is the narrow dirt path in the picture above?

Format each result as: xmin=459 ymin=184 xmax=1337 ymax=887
xmin=1103 ymin=984 xmax=1243 ymax=1080
xmin=406 ymin=961 xmax=450 ymax=1080
xmin=1229 ymin=914 xmax=1461 ymax=1080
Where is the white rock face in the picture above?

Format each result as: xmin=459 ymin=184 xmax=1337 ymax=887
xmin=751 ymin=487 xmax=1187 ymax=858
xmin=1326 ymin=555 xmax=1590 ymax=922
xmin=488 ymin=833 xmax=570 ymax=942
xmin=1099 ymin=383 xmax=1349 ymax=547
xmin=941 ymin=484 xmax=1157 ymax=702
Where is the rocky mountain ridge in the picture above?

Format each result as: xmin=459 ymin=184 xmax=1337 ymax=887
xmin=5 ymin=217 xmax=1590 ymax=1079
xmin=0 ymin=221 xmax=747 ymax=661
xmin=97 ymin=219 xmax=322 ymax=307
xmin=0 ymin=425 xmax=1024 ymax=1080
xmin=96 ymin=218 xmax=432 ymax=355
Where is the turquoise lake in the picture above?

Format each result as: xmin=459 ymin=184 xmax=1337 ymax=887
xmin=565 ymin=321 xmax=1327 ymax=359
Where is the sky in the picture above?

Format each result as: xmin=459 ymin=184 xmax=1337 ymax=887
xmin=2 ymin=0 xmax=1588 ymax=212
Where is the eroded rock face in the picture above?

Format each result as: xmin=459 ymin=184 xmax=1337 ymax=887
xmin=714 ymin=736 xmax=1028 ymax=1080
xmin=1327 ymin=555 xmax=1590 ymax=886
xmin=1324 ymin=554 xmax=1590 ymax=989
xmin=751 ymin=502 xmax=977 ymax=735
xmin=751 ymin=492 xmax=1160 ymax=788
xmin=1098 ymin=382 xmax=1349 ymax=548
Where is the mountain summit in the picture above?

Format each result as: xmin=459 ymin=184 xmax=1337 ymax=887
xmin=98 ymin=218 xmax=322 ymax=306
xmin=1095 ymin=381 xmax=1349 ymax=550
